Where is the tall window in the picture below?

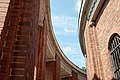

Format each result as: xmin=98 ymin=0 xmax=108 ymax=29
xmin=109 ymin=34 xmax=120 ymax=79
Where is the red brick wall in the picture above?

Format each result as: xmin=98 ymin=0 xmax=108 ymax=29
xmin=0 ymin=0 xmax=41 ymax=80
xmin=0 ymin=0 xmax=25 ymax=79
xmin=24 ymin=0 xmax=40 ymax=80
xmin=84 ymin=0 xmax=120 ymax=80
xmin=96 ymin=0 xmax=120 ymax=79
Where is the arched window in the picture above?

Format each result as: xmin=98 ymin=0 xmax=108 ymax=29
xmin=109 ymin=34 xmax=120 ymax=79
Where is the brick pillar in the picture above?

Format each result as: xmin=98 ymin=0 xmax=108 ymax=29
xmin=87 ymin=25 xmax=104 ymax=79
xmin=36 ymin=18 xmax=47 ymax=80
xmin=85 ymin=25 xmax=98 ymax=79
xmin=55 ymin=55 xmax=60 ymax=80
xmin=62 ymin=71 xmax=78 ymax=80
xmin=72 ymin=71 xmax=78 ymax=80
xmin=46 ymin=55 xmax=60 ymax=80
xmin=92 ymin=26 xmax=104 ymax=79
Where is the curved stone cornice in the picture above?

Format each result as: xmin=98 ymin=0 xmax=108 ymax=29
xmin=45 ymin=0 xmax=86 ymax=77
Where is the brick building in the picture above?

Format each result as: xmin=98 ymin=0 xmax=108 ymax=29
xmin=0 ymin=0 xmax=86 ymax=80
xmin=79 ymin=0 xmax=120 ymax=80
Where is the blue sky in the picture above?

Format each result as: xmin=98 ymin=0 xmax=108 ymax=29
xmin=50 ymin=0 xmax=85 ymax=68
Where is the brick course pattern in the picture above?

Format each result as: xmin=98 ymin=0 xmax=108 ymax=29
xmin=0 ymin=0 xmax=87 ymax=80
xmin=84 ymin=0 xmax=120 ymax=80
xmin=0 ymin=0 xmax=41 ymax=80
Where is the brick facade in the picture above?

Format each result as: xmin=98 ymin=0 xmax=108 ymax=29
xmin=80 ymin=0 xmax=120 ymax=79
xmin=0 ymin=0 xmax=87 ymax=80
xmin=0 ymin=0 xmax=41 ymax=80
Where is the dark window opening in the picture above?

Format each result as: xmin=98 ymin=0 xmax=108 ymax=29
xmin=109 ymin=35 xmax=120 ymax=79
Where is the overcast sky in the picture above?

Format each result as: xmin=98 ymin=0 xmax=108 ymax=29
xmin=50 ymin=0 xmax=85 ymax=68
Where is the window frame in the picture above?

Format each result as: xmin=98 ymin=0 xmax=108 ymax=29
xmin=109 ymin=34 xmax=120 ymax=79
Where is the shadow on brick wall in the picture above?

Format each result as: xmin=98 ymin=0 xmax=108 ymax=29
xmin=92 ymin=74 xmax=100 ymax=80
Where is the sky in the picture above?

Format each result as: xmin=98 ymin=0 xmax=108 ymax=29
xmin=50 ymin=0 xmax=85 ymax=68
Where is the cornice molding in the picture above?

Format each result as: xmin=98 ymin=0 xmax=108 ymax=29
xmin=46 ymin=58 xmax=55 ymax=62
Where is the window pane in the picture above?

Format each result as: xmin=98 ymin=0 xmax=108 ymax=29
xmin=110 ymin=35 xmax=120 ymax=79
